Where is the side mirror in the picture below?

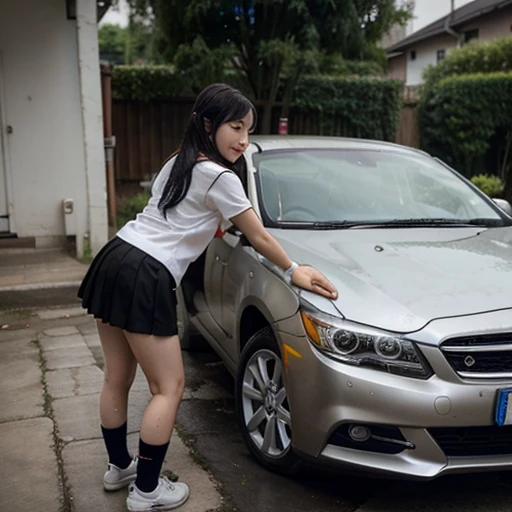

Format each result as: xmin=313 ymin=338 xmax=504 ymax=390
xmin=492 ymin=198 xmax=512 ymax=216
xmin=224 ymin=227 xmax=251 ymax=247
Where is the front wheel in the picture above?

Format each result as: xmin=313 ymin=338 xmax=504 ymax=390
xmin=235 ymin=327 xmax=301 ymax=474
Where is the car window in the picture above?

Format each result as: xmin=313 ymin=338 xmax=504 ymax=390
xmin=253 ymin=149 xmax=505 ymax=227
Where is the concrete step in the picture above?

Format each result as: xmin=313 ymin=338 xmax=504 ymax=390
xmin=0 ymin=236 xmax=36 ymax=248
xmin=0 ymin=247 xmax=88 ymax=310
xmin=0 ymin=282 xmax=82 ymax=310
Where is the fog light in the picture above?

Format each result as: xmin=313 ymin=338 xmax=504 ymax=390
xmin=348 ymin=425 xmax=372 ymax=442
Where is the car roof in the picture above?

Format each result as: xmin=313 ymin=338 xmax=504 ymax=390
xmin=250 ymin=135 xmax=427 ymax=156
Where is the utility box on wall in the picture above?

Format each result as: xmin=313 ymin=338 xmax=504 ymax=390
xmin=62 ymin=198 xmax=76 ymax=236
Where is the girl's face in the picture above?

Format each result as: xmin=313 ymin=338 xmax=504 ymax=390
xmin=214 ymin=110 xmax=254 ymax=163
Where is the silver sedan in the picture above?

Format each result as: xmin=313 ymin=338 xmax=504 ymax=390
xmin=179 ymin=136 xmax=512 ymax=479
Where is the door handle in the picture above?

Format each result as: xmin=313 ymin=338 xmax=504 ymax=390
xmin=215 ymin=254 xmax=228 ymax=266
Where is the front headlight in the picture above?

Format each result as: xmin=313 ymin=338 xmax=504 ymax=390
xmin=300 ymin=309 xmax=432 ymax=379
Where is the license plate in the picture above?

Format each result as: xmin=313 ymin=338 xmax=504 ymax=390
xmin=496 ymin=388 xmax=512 ymax=426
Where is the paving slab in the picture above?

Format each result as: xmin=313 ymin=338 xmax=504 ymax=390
xmin=46 ymin=365 xmax=104 ymax=399
xmin=0 ymin=336 xmax=37 ymax=358
xmin=36 ymin=306 xmax=87 ymax=320
xmin=43 ymin=325 xmax=80 ymax=337
xmin=83 ymin=332 xmax=101 ymax=348
xmin=63 ymin=432 xmax=221 ymax=512
xmin=52 ymin=390 xmax=151 ymax=442
xmin=38 ymin=332 xmax=88 ymax=351
xmin=0 ymin=339 xmax=43 ymax=423
xmin=44 ymin=346 xmax=96 ymax=370
xmin=0 ymin=417 xmax=61 ymax=512
xmin=77 ymin=319 xmax=100 ymax=335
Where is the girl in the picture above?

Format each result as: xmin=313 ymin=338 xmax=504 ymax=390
xmin=78 ymin=83 xmax=337 ymax=512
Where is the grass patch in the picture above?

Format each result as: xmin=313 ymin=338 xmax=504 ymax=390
xmin=31 ymin=339 xmax=53 ymax=416
xmin=117 ymin=191 xmax=150 ymax=229
xmin=77 ymin=238 xmax=93 ymax=265
xmin=31 ymin=339 xmax=72 ymax=512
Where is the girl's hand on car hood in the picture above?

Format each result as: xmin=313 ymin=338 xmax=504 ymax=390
xmin=292 ymin=265 xmax=338 ymax=300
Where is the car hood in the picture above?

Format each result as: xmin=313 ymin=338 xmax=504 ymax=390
xmin=270 ymin=226 xmax=512 ymax=333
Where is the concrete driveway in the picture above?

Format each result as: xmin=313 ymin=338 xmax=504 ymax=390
xmin=1 ymin=306 xmax=512 ymax=512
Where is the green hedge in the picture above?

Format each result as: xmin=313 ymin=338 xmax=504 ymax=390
xmin=112 ymin=67 xmax=403 ymax=141
xmin=422 ymin=38 xmax=512 ymax=91
xmin=112 ymin=65 xmax=189 ymax=101
xmin=293 ymin=75 xmax=403 ymax=141
xmin=471 ymin=174 xmax=504 ymax=197
xmin=421 ymin=72 xmax=512 ymax=176
xmin=116 ymin=191 xmax=150 ymax=228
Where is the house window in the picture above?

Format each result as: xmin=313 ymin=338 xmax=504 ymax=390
xmin=410 ymin=50 xmax=417 ymax=60
xmin=464 ymin=29 xmax=479 ymax=44
xmin=437 ymin=49 xmax=446 ymax=62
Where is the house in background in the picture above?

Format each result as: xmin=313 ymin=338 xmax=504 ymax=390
xmin=381 ymin=0 xmax=474 ymax=50
xmin=0 ymin=0 xmax=110 ymax=257
xmin=386 ymin=0 xmax=512 ymax=85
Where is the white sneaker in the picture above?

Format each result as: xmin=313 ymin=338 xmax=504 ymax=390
xmin=103 ymin=457 xmax=138 ymax=491
xmin=126 ymin=476 xmax=190 ymax=511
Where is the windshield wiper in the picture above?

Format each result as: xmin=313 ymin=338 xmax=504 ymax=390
xmin=277 ymin=218 xmax=503 ymax=230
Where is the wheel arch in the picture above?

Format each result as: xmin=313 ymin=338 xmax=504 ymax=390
xmin=238 ymin=298 xmax=277 ymax=356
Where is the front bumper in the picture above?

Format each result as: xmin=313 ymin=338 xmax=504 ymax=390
xmin=274 ymin=312 xmax=512 ymax=479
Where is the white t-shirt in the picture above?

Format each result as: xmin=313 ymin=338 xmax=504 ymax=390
xmin=117 ymin=157 xmax=252 ymax=285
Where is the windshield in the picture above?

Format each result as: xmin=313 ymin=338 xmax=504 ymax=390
xmin=254 ymin=149 xmax=507 ymax=228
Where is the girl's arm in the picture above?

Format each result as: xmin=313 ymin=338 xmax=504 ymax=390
xmin=231 ymin=209 xmax=338 ymax=300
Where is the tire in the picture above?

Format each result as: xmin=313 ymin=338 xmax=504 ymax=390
xmin=235 ymin=327 xmax=301 ymax=474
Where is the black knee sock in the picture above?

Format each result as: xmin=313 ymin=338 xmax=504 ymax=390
xmin=101 ymin=422 xmax=132 ymax=469
xmin=135 ymin=439 xmax=170 ymax=493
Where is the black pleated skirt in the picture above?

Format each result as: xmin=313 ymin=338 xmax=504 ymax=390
xmin=78 ymin=237 xmax=178 ymax=336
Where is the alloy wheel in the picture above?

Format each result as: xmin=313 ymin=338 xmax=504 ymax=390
xmin=241 ymin=348 xmax=292 ymax=458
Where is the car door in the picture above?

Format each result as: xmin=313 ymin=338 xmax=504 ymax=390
xmin=203 ymin=235 xmax=233 ymax=330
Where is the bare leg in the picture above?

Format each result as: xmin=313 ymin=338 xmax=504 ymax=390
xmin=123 ymin=332 xmax=184 ymax=445
xmin=97 ymin=321 xmax=137 ymax=429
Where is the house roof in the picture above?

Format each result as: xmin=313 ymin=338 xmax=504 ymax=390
xmin=386 ymin=0 xmax=512 ymax=53
xmin=97 ymin=0 xmax=113 ymax=22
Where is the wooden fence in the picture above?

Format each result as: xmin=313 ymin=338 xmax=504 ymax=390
xmin=112 ymin=98 xmax=420 ymax=184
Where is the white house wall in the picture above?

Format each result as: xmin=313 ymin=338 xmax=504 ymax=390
xmin=406 ymin=34 xmax=458 ymax=85
xmin=0 ymin=0 xmax=88 ymax=247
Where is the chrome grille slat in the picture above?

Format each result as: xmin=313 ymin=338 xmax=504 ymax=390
xmin=441 ymin=334 xmax=512 ymax=378
xmin=443 ymin=344 xmax=512 ymax=353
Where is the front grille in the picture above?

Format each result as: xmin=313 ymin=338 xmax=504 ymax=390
xmin=429 ymin=425 xmax=512 ymax=456
xmin=440 ymin=334 xmax=512 ymax=378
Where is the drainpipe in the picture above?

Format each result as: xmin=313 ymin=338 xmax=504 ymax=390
xmin=444 ymin=0 xmax=461 ymax=47
xmin=100 ymin=63 xmax=117 ymax=228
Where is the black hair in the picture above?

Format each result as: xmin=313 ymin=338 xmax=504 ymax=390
xmin=158 ymin=83 xmax=257 ymax=215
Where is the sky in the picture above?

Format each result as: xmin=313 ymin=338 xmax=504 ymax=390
xmin=408 ymin=0 xmax=474 ymax=35
xmin=100 ymin=0 xmax=130 ymax=28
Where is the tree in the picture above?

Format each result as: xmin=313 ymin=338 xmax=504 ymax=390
xmin=125 ymin=17 xmax=154 ymax=64
xmin=98 ymin=20 xmax=154 ymax=65
xmin=126 ymin=0 xmax=410 ymax=132
xmin=99 ymin=24 xmax=127 ymax=64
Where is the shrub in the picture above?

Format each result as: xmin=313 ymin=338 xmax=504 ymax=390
xmin=471 ymin=174 xmax=504 ymax=198
xmin=420 ymin=72 xmax=512 ymax=176
xmin=116 ymin=191 xmax=150 ymax=228
xmin=112 ymin=67 xmax=403 ymax=141
xmin=112 ymin=66 xmax=188 ymax=101
xmin=422 ymin=38 xmax=512 ymax=91
xmin=292 ymin=75 xmax=403 ymax=141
